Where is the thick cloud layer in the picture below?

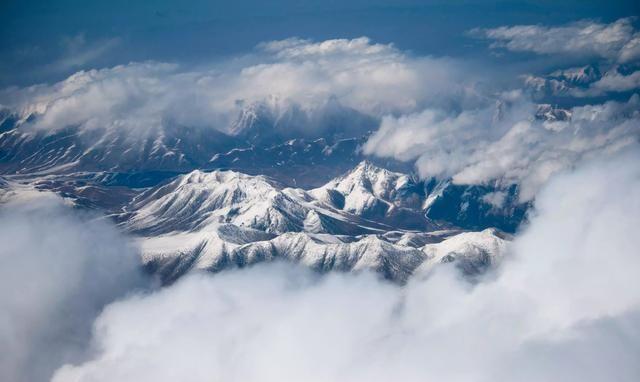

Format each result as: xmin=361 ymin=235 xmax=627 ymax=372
xmin=0 ymin=193 xmax=148 ymax=382
xmin=1 ymin=37 xmax=475 ymax=136
xmin=364 ymin=93 xmax=640 ymax=200
xmin=3 ymin=29 xmax=638 ymax=197
xmin=50 ymin=151 xmax=640 ymax=382
xmin=475 ymin=17 xmax=640 ymax=63
xmin=572 ymin=70 xmax=640 ymax=97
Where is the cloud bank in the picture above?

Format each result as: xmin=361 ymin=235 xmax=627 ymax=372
xmin=364 ymin=93 xmax=640 ymax=200
xmin=49 ymin=151 xmax=640 ymax=382
xmin=2 ymin=26 xmax=638 ymax=198
xmin=573 ymin=69 xmax=640 ymax=97
xmin=475 ymin=17 xmax=640 ymax=63
xmin=1 ymin=37 xmax=476 ymax=136
xmin=0 ymin=193 xmax=148 ymax=382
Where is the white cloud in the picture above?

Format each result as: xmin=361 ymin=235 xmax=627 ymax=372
xmin=51 ymin=33 xmax=120 ymax=72
xmin=522 ymin=66 xmax=640 ymax=98
xmin=260 ymin=37 xmax=394 ymax=59
xmin=1 ymin=37 xmax=476 ymax=136
xmin=0 ymin=193 xmax=148 ymax=382
xmin=619 ymin=33 xmax=640 ymax=63
xmin=364 ymin=94 xmax=640 ymax=200
xmin=475 ymin=17 xmax=640 ymax=63
xmin=2 ymin=34 xmax=637 ymax=200
xmin=572 ymin=70 xmax=640 ymax=97
xmin=363 ymin=105 xmax=501 ymax=176
xmin=51 ymin=151 xmax=640 ymax=382
xmin=481 ymin=191 xmax=507 ymax=208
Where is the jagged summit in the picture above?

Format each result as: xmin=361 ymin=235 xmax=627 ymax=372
xmin=123 ymin=169 xmax=308 ymax=235
xmin=311 ymin=160 xmax=436 ymax=230
xmin=317 ymin=160 xmax=413 ymax=200
xmin=549 ymin=65 xmax=601 ymax=85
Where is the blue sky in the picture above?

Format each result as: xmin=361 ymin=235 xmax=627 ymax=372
xmin=2 ymin=0 xmax=638 ymax=86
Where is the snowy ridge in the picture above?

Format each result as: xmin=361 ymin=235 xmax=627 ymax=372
xmin=141 ymin=227 xmax=508 ymax=284
xmin=0 ymin=116 xmax=238 ymax=174
xmin=549 ymin=65 xmax=601 ymax=85
xmin=312 ymin=160 xmax=413 ymax=214
xmin=122 ymin=168 xmax=395 ymax=236
xmin=535 ymin=104 xmax=572 ymax=122
xmin=123 ymin=165 xmax=511 ymax=283
xmin=523 ymin=65 xmax=602 ymax=98
xmin=227 ymin=97 xmax=376 ymax=144
xmin=311 ymin=160 xmax=440 ymax=230
xmin=124 ymin=170 xmax=309 ymax=235
xmin=417 ymin=228 xmax=510 ymax=276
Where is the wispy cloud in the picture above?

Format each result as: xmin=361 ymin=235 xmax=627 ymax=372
xmin=2 ymin=37 xmax=475 ymax=135
xmin=572 ymin=70 xmax=640 ymax=97
xmin=50 ymin=33 xmax=120 ymax=72
xmin=473 ymin=17 xmax=640 ymax=63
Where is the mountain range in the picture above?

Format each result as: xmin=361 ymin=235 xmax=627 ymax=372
xmin=0 ymin=104 xmax=529 ymax=283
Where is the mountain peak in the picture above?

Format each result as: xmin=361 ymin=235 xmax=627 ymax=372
xmin=549 ymin=64 xmax=601 ymax=85
xmin=124 ymin=169 xmax=301 ymax=235
xmin=308 ymin=160 xmax=436 ymax=230
xmin=351 ymin=159 xmax=391 ymax=177
xmin=322 ymin=160 xmax=409 ymax=196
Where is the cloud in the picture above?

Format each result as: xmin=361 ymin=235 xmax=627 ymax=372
xmin=260 ymin=36 xmax=395 ymax=58
xmin=50 ymin=33 xmax=120 ymax=72
xmin=1 ymin=37 xmax=477 ymax=136
xmin=50 ymin=151 xmax=640 ymax=382
xmin=0 ymin=192 xmax=149 ymax=382
xmin=474 ymin=17 xmax=640 ymax=63
xmin=572 ymin=70 xmax=640 ymax=97
xmin=481 ymin=190 xmax=507 ymax=208
xmin=364 ymin=94 xmax=640 ymax=200
xmin=522 ymin=65 xmax=640 ymax=98
xmin=2 ymin=34 xmax=637 ymax=198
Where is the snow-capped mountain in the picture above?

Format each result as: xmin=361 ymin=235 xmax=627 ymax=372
xmin=117 ymin=164 xmax=511 ymax=284
xmin=310 ymin=161 xmax=439 ymax=230
xmin=417 ymin=228 xmax=510 ymax=277
xmin=123 ymin=170 xmax=311 ymax=235
xmin=120 ymin=168 xmax=400 ymax=236
xmin=121 ymin=161 xmax=446 ymax=237
xmin=1 ymin=104 xmax=524 ymax=285
xmin=1 ymin=100 xmax=529 ymax=235
xmin=228 ymin=97 xmax=377 ymax=145
xmin=1 ymin=154 xmax=516 ymax=284
xmin=140 ymin=223 xmax=508 ymax=284
xmin=549 ymin=65 xmax=601 ymax=85
xmin=535 ymin=104 xmax=572 ymax=122
xmin=524 ymin=65 xmax=602 ymax=98
xmin=208 ymin=137 xmax=367 ymax=188
xmin=0 ymin=113 xmax=239 ymax=174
